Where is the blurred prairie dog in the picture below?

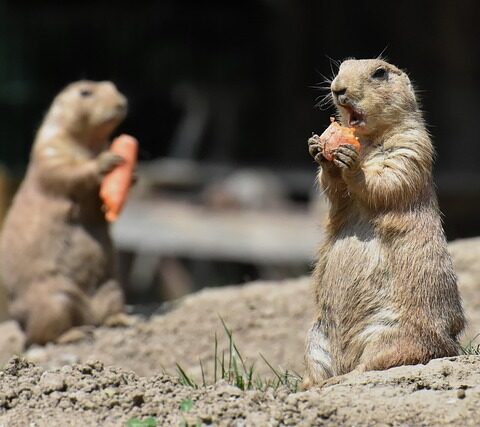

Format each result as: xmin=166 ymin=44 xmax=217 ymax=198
xmin=0 ymin=80 xmax=128 ymax=345
xmin=304 ymin=59 xmax=464 ymax=388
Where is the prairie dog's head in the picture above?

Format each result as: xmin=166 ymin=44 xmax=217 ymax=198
xmin=330 ymin=59 xmax=417 ymax=136
xmin=43 ymin=80 xmax=128 ymax=146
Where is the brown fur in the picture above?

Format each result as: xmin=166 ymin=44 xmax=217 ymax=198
xmin=0 ymin=81 xmax=128 ymax=345
xmin=303 ymin=59 xmax=465 ymax=388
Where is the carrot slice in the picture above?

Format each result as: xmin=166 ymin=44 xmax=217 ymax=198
xmin=320 ymin=117 xmax=360 ymax=161
xmin=100 ymin=134 xmax=138 ymax=222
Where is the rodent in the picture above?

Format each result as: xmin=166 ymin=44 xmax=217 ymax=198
xmin=303 ymin=59 xmax=465 ymax=388
xmin=0 ymin=80 xmax=128 ymax=345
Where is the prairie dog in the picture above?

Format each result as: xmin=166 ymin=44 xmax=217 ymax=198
xmin=304 ymin=59 xmax=464 ymax=388
xmin=0 ymin=81 xmax=128 ymax=345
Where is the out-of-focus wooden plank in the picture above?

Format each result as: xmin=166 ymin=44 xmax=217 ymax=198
xmin=112 ymin=198 xmax=321 ymax=264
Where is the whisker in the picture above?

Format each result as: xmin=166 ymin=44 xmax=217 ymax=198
xmin=325 ymin=54 xmax=341 ymax=69
xmin=319 ymin=73 xmax=332 ymax=84
xmin=314 ymin=69 xmax=333 ymax=85
xmin=376 ymin=46 xmax=389 ymax=61
xmin=314 ymin=92 xmax=334 ymax=111
xmin=310 ymin=84 xmax=331 ymax=92
xmin=325 ymin=55 xmax=340 ymax=80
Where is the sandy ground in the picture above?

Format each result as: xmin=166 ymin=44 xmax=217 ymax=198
xmin=23 ymin=276 xmax=312 ymax=381
xmin=1 ymin=354 xmax=480 ymax=426
xmin=0 ymin=237 xmax=479 ymax=426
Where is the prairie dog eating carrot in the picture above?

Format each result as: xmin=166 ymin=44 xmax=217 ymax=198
xmin=0 ymin=81 xmax=128 ymax=345
xmin=304 ymin=59 xmax=464 ymax=388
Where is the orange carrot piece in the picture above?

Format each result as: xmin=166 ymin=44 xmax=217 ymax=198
xmin=319 ymin=117 xmax=360 ymax=161
xmin=100 ymin=134 xmax=138 ymax=222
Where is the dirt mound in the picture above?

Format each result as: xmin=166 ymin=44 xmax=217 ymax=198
xmin=0 ymin=237 xmax=480 ymax=425
xmin=24 ymin=277 xmax=313 ymax=380
xmin=20 ymin=235 xmax=480 ymax=380
xmin=1 ymin=355 xmax=480 ymax=426
xmin=449 ymin=237 xmax=480 ymax=342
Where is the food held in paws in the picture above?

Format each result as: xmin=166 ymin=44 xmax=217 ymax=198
xmin=100 ymin=134 xmax=138 ymax=222
xmin=319 ymin=117 xmax=360 ymax=161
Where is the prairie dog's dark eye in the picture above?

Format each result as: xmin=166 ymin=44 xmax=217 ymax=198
xmin=372 ymin=67 xmax=388 ymax=80
xmin=80 ymin=89 xmax=93 ymax=97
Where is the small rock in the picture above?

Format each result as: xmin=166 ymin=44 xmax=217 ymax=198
xmin=5 ymin=388 xmax=18 ymax=399
xmin=199 ymin=414 xmax=213 ymax=423
xmin=0 ymin=321 xmax=26 ymax=366
xmin=3 ymin=355 xmax=33 ymax=376
xmin=81 ymin=399 xmax=96 ymax=410
xmin=68 ymin=390 xmax=87 ymax=403
xmin=457 ymin=389 xmax=466 ymax=399
xmin=104 ymin=387 xmax=117 ymax=398
xmin=293 ymin=391 xmax=310 ymax=402
xmin=24 ymin=346 xmax=47 ymax=364
xmin=56 ymin=327 xmax=93 ymax=344
xmin=215 ymin=382 xmax=242 ymax=397
xmin=59 ymin=353 xmax=80 ymax=365
xmin=285 ymin=393 xmax=299 ymax=406
xmin=78 ymin=365 xmax=93 ymax=375
xmin=270 ymin=409 xmax=282 ymax=420
xmin=104 ymin=312 xmax=136 ymax=327
xmin=58 ymin=398 xmax=73 ymax=410
xmin=85 ymin=360 xmax=104 ymax=372
xmin=60 ymin=365 xmax=73 ymax=375
xmin=318 ymin=407 xmax=337 ymax=420
xmin=40 ymin=372 xmax=66 ymax=393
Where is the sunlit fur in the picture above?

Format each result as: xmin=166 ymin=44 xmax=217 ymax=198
xmin=303 ymin=59 xmax=464 ymax=388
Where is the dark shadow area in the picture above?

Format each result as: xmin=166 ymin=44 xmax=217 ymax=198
xmin=0 ymin=0 xmax=479 ymax=301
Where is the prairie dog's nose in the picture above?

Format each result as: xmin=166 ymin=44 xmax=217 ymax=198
xmin=331 ymin=87 xmax=348 ymax=105
xmin=116 ymin=96 xmax=128 ymax=112
xmin=332 ymin=87 xmax=346 ymax=97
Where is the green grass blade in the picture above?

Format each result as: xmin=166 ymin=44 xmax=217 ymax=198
xmin=176 ymin=363 xmax=197 ymax=389
xmin=219 ymin=316 xmax=234 ymax=377
xmin=214 ymin=332 xmax=218 ymax=383
xmin=221 ymin=350 xmax=226 ymax=380
xmin=260 ymin=353 xmax=284 ymax=385
xmin=200 ymin=359 xmax=206 ymax=387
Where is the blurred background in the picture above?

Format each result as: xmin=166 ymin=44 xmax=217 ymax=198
xmin=0 ymin=0 xmax=479 ymax=306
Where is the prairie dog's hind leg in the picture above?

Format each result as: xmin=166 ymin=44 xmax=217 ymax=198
xmin=10 ymin=278 xmax=91 ymax=345
xmin=303 ymin=320 xmax=335 ymax=389
xmin=359 ymin=333 xmax=460 ymax=373
xmin=90 ymin=279 xmax=125 ymax=325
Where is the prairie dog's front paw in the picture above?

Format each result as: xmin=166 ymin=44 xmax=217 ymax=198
xmin=332 ymin=144 xmax=359 ymax=170
xmin=308 ymin=134 xmax=326 ymax=164
xmin=97 ymin=151 xmax=125 ymax=175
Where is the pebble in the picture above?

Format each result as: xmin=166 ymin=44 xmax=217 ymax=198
xmin=24 ymin=346 xmax=47 ymax=364
xmin=0 ymin=321 xmax=26 ymax=366
xmin=40 ymin=372 xmax=66 ymax=393
xmin=56 ymin=327 xmax=92 ymax=344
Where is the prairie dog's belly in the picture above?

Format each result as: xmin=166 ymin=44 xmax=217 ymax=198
xmin=320 ymin=223 xmax=397 ymax=338
xmin=321 ymin=227 xmax=399 ymax=372
xmin=1 ymin=186 xmax=111 ymax=294
xmin=58 ymin=222 xmax=112 ymax=293
xmin=322 ymin=227 xmax=385 ymax=289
